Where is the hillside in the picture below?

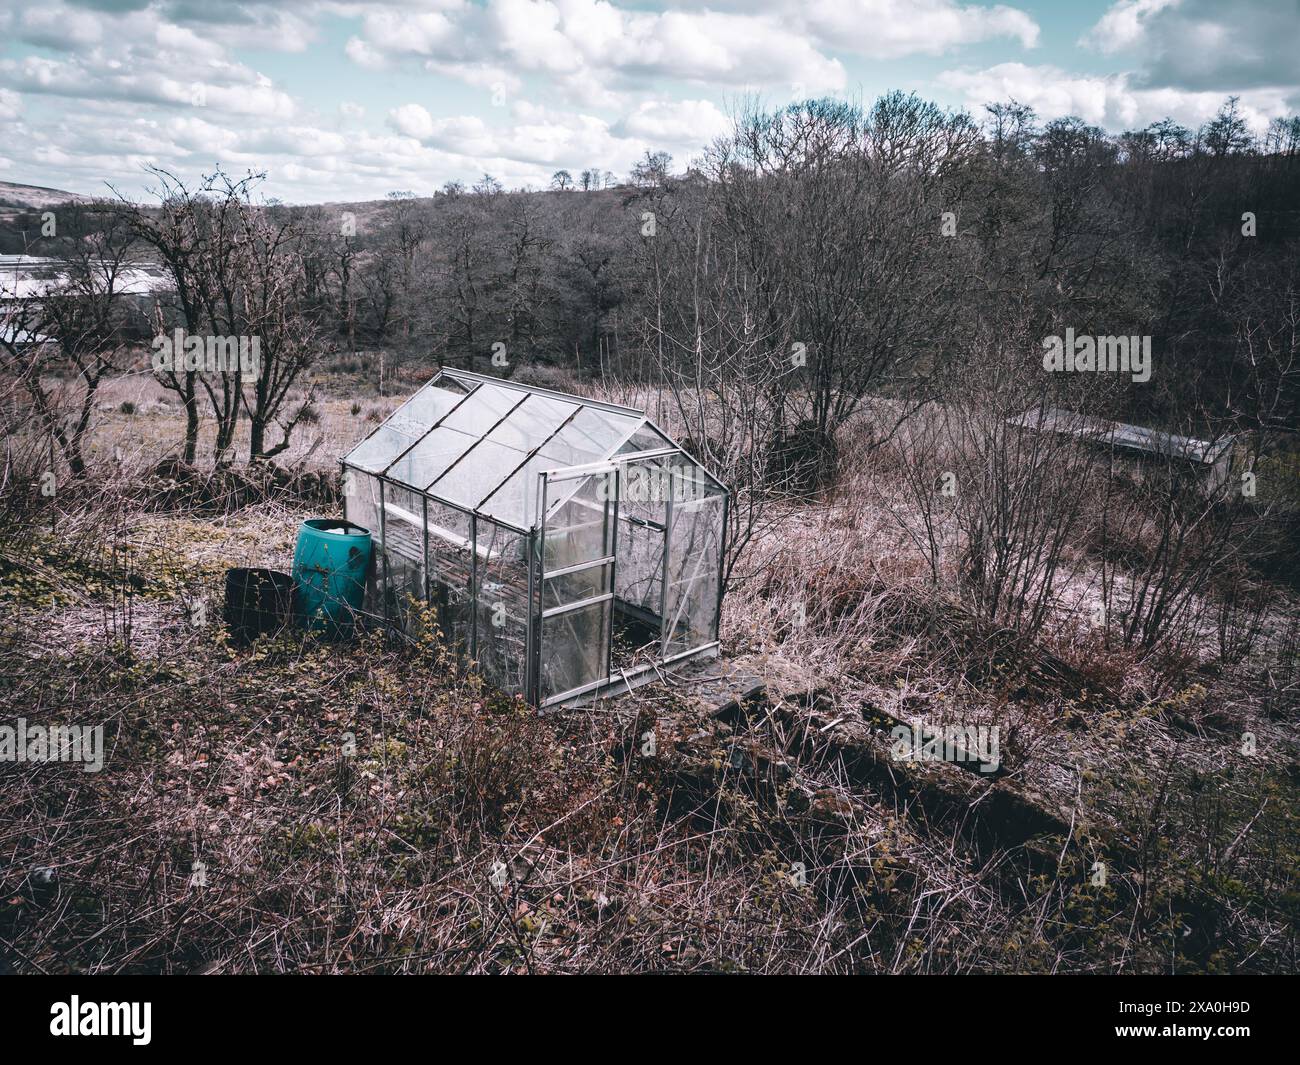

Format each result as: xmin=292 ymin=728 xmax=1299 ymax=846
xmin=0 ymin=179 xmax=88 ymax=211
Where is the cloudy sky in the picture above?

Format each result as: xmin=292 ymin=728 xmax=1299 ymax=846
xmin=0 ymin=0 xmax=1296 ymax=203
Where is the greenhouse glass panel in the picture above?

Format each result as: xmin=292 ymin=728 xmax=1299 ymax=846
xmin=543 ymin=470 xmax=614 ymax=573
xmin=540 ymin=600 xmax=609 ymax=701
xmin=386 ymin=425 xmax=476 ymax=489
xmin=344 ymin=378 xmax=471 ymax=472
xmin=343 ymin=470 xmax=385 ymax=615
xmin=432 ymin=439 xmax=527 ymax=511
xmin=384 ymin=551 xmax=425 ymax=635
xmin=486 ymin=393 xmax=577 ymax=452
xmin=386 ymin=378 xmax=470 ymax=436
xmin=424 ymin=503 xmax=474 ymax=653
xmin=344 ymin=424 xmax=419 ymax=473
xmin=472 ymin=518 xmax=531 ymax=695
xmin=345 ymin=468 xmax=383 ymax=536
xmin=663 ymin=487 xmax=725 ymax=658
xmin=475 ymin=458 xmax=546 ymax=529
xmin=615 ymin=423 xmax=674 ymax=456
xmin=378 ymin=483 xmax=426 ymax=635
xmin=543 ymin=563 xmax=613 ymax=610
xmin=556 ymin=406 xmax=641 ymax=458
xmin=438 ymin=382 xmax=525 ymax=436
xmin=479 ymin=407 xmax=639 ymax=527
xmin=612 ymin=454 xmax=668 ymax=615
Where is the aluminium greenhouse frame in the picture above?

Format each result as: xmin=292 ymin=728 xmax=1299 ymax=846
xmin=340 ymin=368 xmax=729 ymax=707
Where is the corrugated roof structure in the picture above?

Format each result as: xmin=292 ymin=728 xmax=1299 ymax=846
xmin=1009 ymin=407 xmax=1237 ymax=466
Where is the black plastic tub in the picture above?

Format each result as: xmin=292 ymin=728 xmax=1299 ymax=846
xmin=224 ymin=568 xmax=295 ymax=644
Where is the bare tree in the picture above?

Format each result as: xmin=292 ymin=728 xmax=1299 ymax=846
xmin=631 ymin=177 xmax=795 ymax=586
xmin=238 ymin=205 xmax=325 ymax=461
xmin=630 ymin=151 xmax=672 ymax=188
xmin=0 ymin=204 xmax=139 ymax=478
xmin=498 ymin=194 xmax=553 ymax=360
xmin=113 ymin=168 xmax=234 ymax=464
xmin=116 ymin=168 xmax=323 ymax=466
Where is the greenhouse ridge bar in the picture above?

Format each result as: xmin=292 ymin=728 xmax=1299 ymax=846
xmin=340 ymin=368 xmax=729 ymax=707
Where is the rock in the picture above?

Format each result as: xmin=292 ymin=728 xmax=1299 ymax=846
xmin=810 ymin=789 xmax=857 ymax=822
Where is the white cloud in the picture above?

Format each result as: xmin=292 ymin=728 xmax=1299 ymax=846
xmin=1086 ymin=0 xmax=1181 ymax=54
xmin=347 ymin=0 xmax=851 ymax=97
xmin=423 ymin=59 xmax=522 ymax=95
xmin=4 ymin=99 xmax=570 ymax=201
xmin=342 ymin=0 xmax=1042 ymax=104
xmin=386 ymin=96 xmax=711 ymax=177
xmin=939 ymin=62 xmax=1293 ymax=132
xmin=8 ymin=1 xmax=319 ymax=56
xmin=0 ymin=88 xmax=23 ymax=123
xmin=940 ymin=63 xmax=1130 ymax=126
xmin=15 ymin=5 xmax=105 ymax=50
xmin=801 ymin=0 xmax=1039 ymax=59
xmin=6 ymin=0 xmax=1292 ymax=205
xmin=490 ymin=0 xmax=582 ymax=74
xmin=388 ymin=103 xmax=438 ymax=141
xmin=344 ymin=37 xmax=388 ymax=70
xmin=1083 ymin=0 xmax=1300 ymax=93
xmin=153 ymin=21 xmax=229 ymax=63
xmin=359 ymin=8 xmax=460 ymax=57
xmin=0 ymin=54 xmax=297 ymax=119
xmin=617 ymin=99 xmax=730 ymax=145
xmin=162 ymin=115 xmax=242 ymax=154
xmin=243 ymin=126 xmax=352 ymax=157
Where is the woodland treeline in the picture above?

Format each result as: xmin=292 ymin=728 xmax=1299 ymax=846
xmin=3 ymin=91 xmax=1298 ymax=476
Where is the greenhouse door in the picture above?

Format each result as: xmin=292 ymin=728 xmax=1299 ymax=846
xmin=535 ymin=465 xmax=618 ymax=705
xmin=660 ymin=464 xmax=725 ymax=658
xmin=610 ymin=454 xmax=671 ymax=666
xmin=613 ymin=450 xmax=724 ymax=664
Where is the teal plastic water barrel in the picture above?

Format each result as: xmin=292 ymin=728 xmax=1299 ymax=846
xmin=291 ymin=519 xmax=373 ymax=634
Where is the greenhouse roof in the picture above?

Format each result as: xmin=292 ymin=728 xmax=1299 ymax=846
xmin=342 ymin=368 xmax=723 ymax=532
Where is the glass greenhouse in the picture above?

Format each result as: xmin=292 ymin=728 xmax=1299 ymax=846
xmin=341 ymin=369 xmax=729 ymax=707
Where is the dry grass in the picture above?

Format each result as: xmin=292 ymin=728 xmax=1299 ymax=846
xmin=0 ymin=367 xmax=1297 ymax=973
